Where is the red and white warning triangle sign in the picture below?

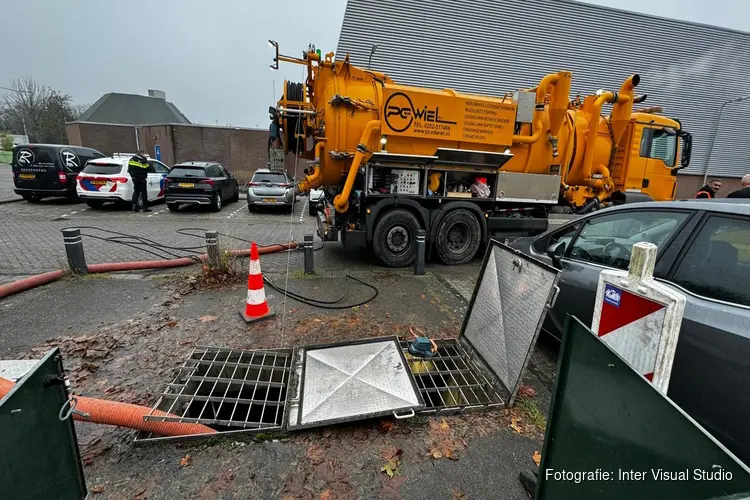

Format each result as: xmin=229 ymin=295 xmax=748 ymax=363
xmin=591 ymin=242 xmax=686 ymax=395
xmin=597 ymin=283 xmax=666 ymax=382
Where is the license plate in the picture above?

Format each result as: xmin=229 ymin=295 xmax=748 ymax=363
xmin=263 ymin=198 xmax=277 ymax=203
xmin=91 ymin=180 xmax=106 ymax=186
xmin=19 ymin=173 xmax=35 ymax=180
xmin=179 ymin=182 xmax=195 ymax=188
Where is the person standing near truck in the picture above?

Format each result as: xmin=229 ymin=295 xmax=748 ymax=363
xmin=128 ymin=151 xmax=151 ymax=212
xmin=694 ymin=179 xmax=721 ymax=199
xmin=727 ymin=174 xmax=750 ymax=198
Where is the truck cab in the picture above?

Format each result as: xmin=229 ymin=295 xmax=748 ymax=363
xmin=610 ymin=112 xmax=692 ymax=202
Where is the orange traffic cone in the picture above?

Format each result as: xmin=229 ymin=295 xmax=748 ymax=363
xmin=240 ymin=242 xmax=275 ymax=324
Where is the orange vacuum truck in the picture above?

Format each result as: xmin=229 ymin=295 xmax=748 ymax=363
xmin=270 ymin=42 xmax=693 ymax=267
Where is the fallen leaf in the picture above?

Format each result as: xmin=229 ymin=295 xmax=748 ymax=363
xmin=312 ymin=318 xmax=323 ymax=323
xmin=320 ymin=491 xmax=332 ymax=500
xmin=167 ymin=321 xmax=177 ymax=328
xmin=377 ymin=420 xmax=395 ymax=433
xmin=420 ymin=294 xmax=426 ymax=300
xmin=532 ymin=450 xmax=542 ymax=466
xmin=199 ymin=315 xmax=217 ymax=323
xmin=429 ymin=449 xmax=443 ymax=459
xmin=90 ymin=485 xmax=105 ymax=494
xmin=439 ymin=418 xmax=450 ymax=431
xmin=518 ymin=385 xmax=537 ymax=398
xmin=510 ymin=417 xmax=523 ymax=434
xmin=180 ymin=454 xmax=192 ymax=467
xmin=451 ymin=489 xmax=468 ymax=500
xmin=380 ymin=446 xmax=403 ymax=461
xmin=351 ymin=306 xmax=360 ymax=311
xmin=306 ymin=444 xmax=326 ymax=465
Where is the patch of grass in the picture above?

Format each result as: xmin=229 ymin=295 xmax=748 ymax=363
xmin=81 ymin=272 xmax=111 ymax=280
xmin=517 ymin=396 xmax=547 ymax=432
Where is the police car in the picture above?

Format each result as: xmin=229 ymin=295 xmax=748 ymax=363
xmin=75 ymin=153 xmax=170 ymax=208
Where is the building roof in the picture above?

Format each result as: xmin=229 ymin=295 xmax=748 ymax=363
xmin=76 ymin=93 xmax=190 ymax=125
xmin=336 ymin=0 xmax=750 ymax=178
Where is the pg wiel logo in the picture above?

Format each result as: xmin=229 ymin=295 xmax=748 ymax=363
xmin=384 ymin=92 xmax=456 ymax=133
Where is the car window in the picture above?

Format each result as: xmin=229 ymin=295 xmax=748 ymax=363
xmin=170 ymin=166 xmax=206 ymax=177
xmin=82 ymin=162 xmax=125 ymax=175
xmin=671 ymin=216 xmax=750 ymax=307
xmin=567 ymin=210 xmax=689 ymax=270
xmin=150 ymin=161 xmax=169 ymax=173
xmin=532 ymin=222 xmax=581 ymax=254
xmin=252 ymin=172 xmax=287 ymax=183
xmin=146 ymin=162 xmax=156 ymax=173
xmin=216 ymin=165 xmax=228 ymax=177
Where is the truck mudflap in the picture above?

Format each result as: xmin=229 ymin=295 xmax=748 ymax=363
xmin=316 ymin=211 xmax=338 ymax=242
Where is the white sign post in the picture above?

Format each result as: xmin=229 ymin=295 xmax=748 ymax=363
xmin=591 ymin=242 xmax=686 ymax=394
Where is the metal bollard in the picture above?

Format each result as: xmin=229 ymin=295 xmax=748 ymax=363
xmin=62 ymin=228 xmax=87 ymax=275
xmin=205 ymin=230 xmax=220 ymax=268
xmin=414 ymin=229 xmax=426 ymax=275
xmin=304 ymin=235 xmax=314 ymax=274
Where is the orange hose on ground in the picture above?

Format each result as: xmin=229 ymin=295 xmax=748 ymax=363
xmin=0 ymin=241 xmax=299 ymax=300
xmin=0 ymin=377 xmax=215 ymax=437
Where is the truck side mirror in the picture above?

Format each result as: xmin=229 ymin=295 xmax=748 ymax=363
xmin=547 ymin=241 xmax=566 ymax=268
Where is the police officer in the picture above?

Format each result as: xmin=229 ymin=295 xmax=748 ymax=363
xmin=128 ymin=151 xmax=151 ymax=213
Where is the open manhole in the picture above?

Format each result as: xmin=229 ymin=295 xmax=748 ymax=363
xmin=136 ymin=241 xmax=559 ymax=443
xmin=400 ymin=339 xmax=504 ymax=413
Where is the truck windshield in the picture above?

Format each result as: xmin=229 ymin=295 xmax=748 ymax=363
xmin=649 ymin=129 xmax=677 ymax=167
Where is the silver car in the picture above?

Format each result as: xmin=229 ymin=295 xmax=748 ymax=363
xmin=246 ymin=169 xmax=294 ymax=211
xmin=510 ymin=199 xmax=750 ymax=464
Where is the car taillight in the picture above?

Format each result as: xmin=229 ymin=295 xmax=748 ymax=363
xmin=112 ymin=177 xmax=129 ymax=183
xmin=279 ymin=183 xmax=292 ymax=188
xmin=203 ymin=179 xmax=214 ymax=186
xmin=248 ymin=182 xmax=261 ymax=187
xmin=58 ymin=172 xmax=67 ymax=182
xmin=164 ymin=178 xmax=172 ymax=184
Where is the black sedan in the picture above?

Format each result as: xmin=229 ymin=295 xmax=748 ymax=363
xmin=511 ymin=199 xmax=750 ymax=464
xmin=165 ymin=161 xmax=239 ymax=212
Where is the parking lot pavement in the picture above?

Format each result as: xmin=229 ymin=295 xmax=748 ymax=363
xmin=0 ymin=164 xmax=22 ymax=203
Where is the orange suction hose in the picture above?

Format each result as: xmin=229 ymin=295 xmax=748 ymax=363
xmin=0 ymin=377 xmax=215 ymax=437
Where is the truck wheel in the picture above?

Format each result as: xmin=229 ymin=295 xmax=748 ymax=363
xmin=373 ymin=209 xmax=421 ymax=268
xmin=435 ymin=209 xmax=481 ymax=265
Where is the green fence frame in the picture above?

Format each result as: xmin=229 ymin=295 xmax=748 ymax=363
xmin=536 ymin=317 xmax=750 ymax=500
xmin=0 ymin=349 xmax=88 ymax=500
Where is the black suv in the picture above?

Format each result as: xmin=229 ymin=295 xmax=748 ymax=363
xmin=12 ymin=144 xmax=105 ymax=201
xmin=165 ymin=161 xmax=240 ymax=212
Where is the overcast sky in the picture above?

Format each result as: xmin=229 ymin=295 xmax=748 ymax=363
xmin=2 ymin=0 xmax=746 ymax=128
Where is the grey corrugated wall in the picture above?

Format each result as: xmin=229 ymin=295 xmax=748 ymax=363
xmin=336 ymin=0 xmax=750 ymax=178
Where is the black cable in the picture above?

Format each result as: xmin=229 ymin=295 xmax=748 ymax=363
xmin=176 ymin=227 xmax=323 ymax=252
xmin=262 ymin=274 xmax=378 ymax=309
xmin=63 ymin=226 xmax=204 ymax=261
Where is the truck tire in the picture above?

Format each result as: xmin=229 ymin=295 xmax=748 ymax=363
xmin=372 ymin=209 xmax=421 ymax=268
xmin=435 ymin=209 xmax=481 ymax=265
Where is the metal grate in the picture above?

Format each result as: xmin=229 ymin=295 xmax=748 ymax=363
xmin=142 ymin=346 xmax=293 ymax=430
xmin=400 ymin=339 xmax=503 ymax=413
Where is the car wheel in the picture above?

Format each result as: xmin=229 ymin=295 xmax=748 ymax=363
xmin=212 ymin=193 xmax=222 ymax=212
xmin=435 ymin=209 xmax=482 ymax=265
xmin=167 ymin=202 xmax=179 ymax=212
xmin=372 ymin=209 xmax=421 ymax=268
xmin=85 ymin=200 xmax=105 ymax=209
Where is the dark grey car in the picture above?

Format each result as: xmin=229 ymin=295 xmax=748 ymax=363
xmin=511 ymin=199 xmax=750 ymax=464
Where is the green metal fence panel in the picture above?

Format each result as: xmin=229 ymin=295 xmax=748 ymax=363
xmin=536 ymin=317 xmax=750 ymax=500
xmin=0 ymin=349 xmax=87 ymax=500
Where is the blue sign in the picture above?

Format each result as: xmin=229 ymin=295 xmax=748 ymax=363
xmin=154 ymin=145 xmax=161 ymax=161
xmin=604 ymin=284 xmax=622 ymax=308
